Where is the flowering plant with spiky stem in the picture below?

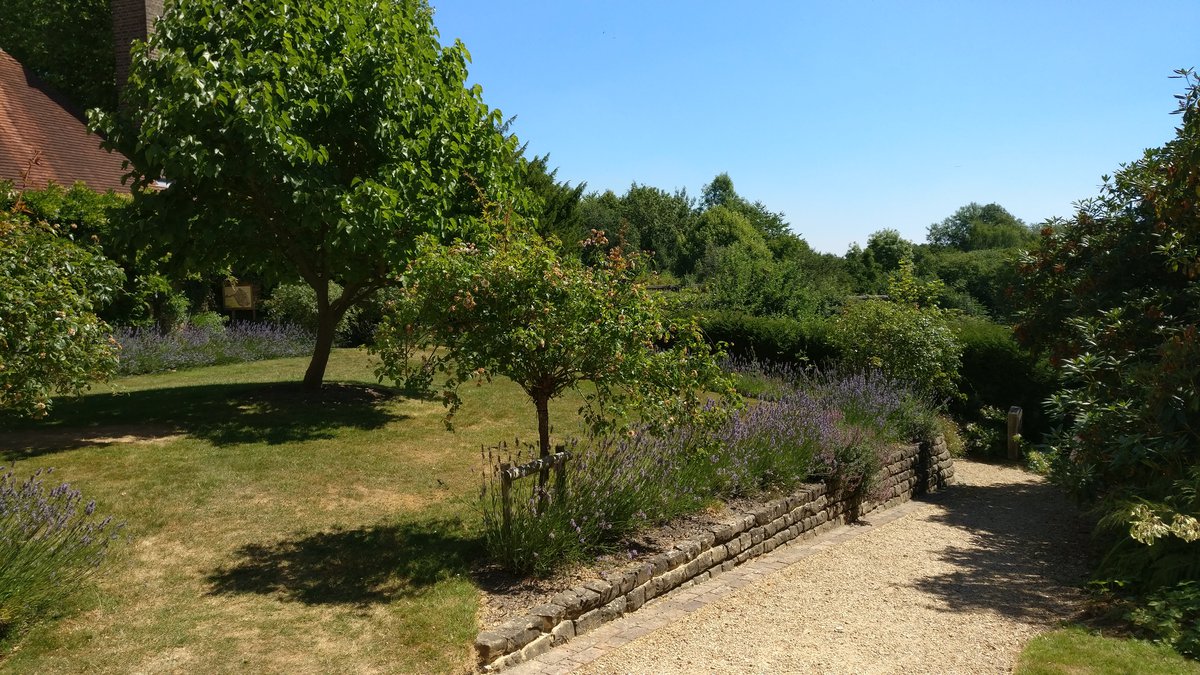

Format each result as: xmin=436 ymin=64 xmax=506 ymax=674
xmin=0 ymin=466 xmax=123 ymax=638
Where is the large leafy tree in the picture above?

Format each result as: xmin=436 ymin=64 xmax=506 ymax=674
xmin=92 ymin=0 xmax=522 ymax=388
xmin=1 ymin=205 xmax=122 ymax=419
xmin=1016 ymin=71 xmax=1200 ymax=591
xmin=928 ymin=202 xmax=1035 ymax=252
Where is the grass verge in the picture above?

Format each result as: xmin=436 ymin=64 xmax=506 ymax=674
xmin=1016 ymin=626 xmax=1200 ymax=675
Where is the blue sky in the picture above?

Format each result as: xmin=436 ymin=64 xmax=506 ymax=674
xmin=432 ymin=2 xmax=1200 ymax=253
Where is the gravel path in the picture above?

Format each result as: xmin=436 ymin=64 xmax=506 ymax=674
xmin=512 ymin=460 xmax=1090 ymax=675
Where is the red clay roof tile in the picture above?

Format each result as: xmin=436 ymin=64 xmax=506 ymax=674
xmin=0 ymin=48 xmax=131 ymax=193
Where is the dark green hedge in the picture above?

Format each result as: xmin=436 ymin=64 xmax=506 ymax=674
xmin=692 ymin=310 xmax=836 ymax=366
xmin=951 ymin=316 xmax=1055 ymax=437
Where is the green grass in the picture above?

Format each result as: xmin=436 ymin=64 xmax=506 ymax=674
xmin=0 ymin=349 xmax=586 ymax=673
xmin=1016 ymin=626 xmax=1200 ymax=675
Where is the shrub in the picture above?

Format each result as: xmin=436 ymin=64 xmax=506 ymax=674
xmin=1130 ymin=581 xmax=1200 ymax=658
xmin=187 ymin=311 xmax=228 ymax=333
xmin=480 ymin=367 xmax=933 ymax=574
xmin=1 ymin=213 xmax=122 ymax=419
xmin=261 ymin=283 xmax=360 ymax=346
xmin=0 ymin=467 xmax=122 ymax=639
xmin=829 ymin=299 xmax=962 ymax=401
xmin=115 ymin=322 xmax=313 ymax=375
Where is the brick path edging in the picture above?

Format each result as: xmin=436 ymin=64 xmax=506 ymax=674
xmin=476 ymin=436 xmax=955 ymax=672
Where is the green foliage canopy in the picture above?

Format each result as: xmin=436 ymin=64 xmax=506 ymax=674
xmin=373 ymin=225 xmax=735 ymax=463
xmin=91 ymin=0 xmax=522 ymax=387
xmin=928 ymin=202 xmax=1035 ymax=252
xmin=0 ymin=0 xmax=116 ymax=113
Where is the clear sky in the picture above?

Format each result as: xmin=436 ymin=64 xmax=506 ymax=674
xmin=431 ymin=1 xmax=1200 ymax=254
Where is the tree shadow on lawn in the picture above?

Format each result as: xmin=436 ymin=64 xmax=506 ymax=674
xmin=205 ymin=518 xmax=482 ymax=606
xmin=909 ymin=472 xmax=1094 ymax=623
xmin=1 ymin=382 xmax=410 ymax=460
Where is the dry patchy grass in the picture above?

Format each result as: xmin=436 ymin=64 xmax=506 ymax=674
xmin=0 ymin=349 xmax=585 ymax=673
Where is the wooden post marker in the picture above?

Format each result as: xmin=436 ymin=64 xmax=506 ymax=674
xmin=1007 ymin=406 xmax=1024 ymax=460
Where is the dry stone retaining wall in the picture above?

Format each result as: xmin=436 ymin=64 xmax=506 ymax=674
xmin=475 ymin=436 xmax=954 ymax=671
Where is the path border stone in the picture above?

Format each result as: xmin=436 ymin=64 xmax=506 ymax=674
xmin=476 ymin=437 xmax=955 ymax=672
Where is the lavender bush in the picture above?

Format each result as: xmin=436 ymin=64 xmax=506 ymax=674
xmin=114 ymin=322 xmax=313 ymax=375
xmin=482 ymin=361 xmax=935 ymax=574
xmin=0 ymin=467 xmax=122 ymax=638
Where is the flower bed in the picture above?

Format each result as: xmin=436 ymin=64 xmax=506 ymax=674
xmin=114 ymin=322 xmax=313 ymax=375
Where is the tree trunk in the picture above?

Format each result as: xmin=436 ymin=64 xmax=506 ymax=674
xmin=303 ymin=310 xmax=337 ymax=389
xmin=302 ymin=281 xmax=337 ymax=390
xmin=535 ymin=394 xmax=551 ymax=514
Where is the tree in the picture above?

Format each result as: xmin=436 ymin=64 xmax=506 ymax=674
xmin=620 ymin=184 xmax=695 ymax=275
xmin=520 ymin=154 xmax=586 ymax=248
xmin=91 ymin=0 xmax=522 ymax=388
xmin=700 ymin=173 xmax=789 ymax=240
xmin=845 ymin=229 xmax=915 ymax=294
xmin=928 ymin=202 xmax=1034 ymax=251
xmin=373 ymin=224 xmax=735 ymax=501
xmin=1015 ymin=70 xmax=1200 ymax=594
xmin=1 ymin=205 xmax=122 ymax=419
xmin=0 ymin=0 xmax=116 ymax=113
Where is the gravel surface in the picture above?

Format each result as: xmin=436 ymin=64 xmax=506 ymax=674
xmin=560 ymin=460 xmax=1090 ymax=674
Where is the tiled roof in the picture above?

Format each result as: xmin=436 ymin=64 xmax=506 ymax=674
xmin=0 ymin=48 xmax=131 ymax=193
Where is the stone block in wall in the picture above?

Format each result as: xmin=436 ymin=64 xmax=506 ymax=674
xmin=600 ymin=596 xmax=626 ymax=622
xmin=487 ymin=616 xmax=540 ymax=656
xmin=649 ymin=552 xmax=672 ymax=576
xmin=551 ymin=620 xmax=575 ymax=645
xmin=750 ymin=526 xmax=764 ymax=545
xmin=521 ymin=634 xmax=555 ymax=661
xmin=666 ymin=548 xmax=689 ymax=569
xmin=712 ymin=523 xmax=737 ymax=545
xmin=574 ymin=608 xmax=604 ymax=636
xmin=486 ymin=650 xmax=524 ymax=672
xmin=676 ymin=539 xmax=702 ymax=561
xmin=765 ymin=518 xmax=781 ymax=537
xmin=572 ymin=585 xmax=602 ymax=613
xmin=549 ymin=589 xmax=584 ymax=616
xmin=475 ymin=630 xmax=511 ymax=665
xmin=627 ymin=583 xmax=647 ymax=612
xmin=635 ymin=562 xmax=653 ymax=587
xmin=617 ymin=571 xmax=637 ymax=596
xmin=529 ymin=604 xmax=566 ymax=632
xmin=583 ymin=579 xmax=615 ymax=605
xmin=710 ymin=543 xmax=728 ymax=566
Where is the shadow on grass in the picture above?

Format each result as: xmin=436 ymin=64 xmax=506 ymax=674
xmin=1 ymin=382 xmax=410 ymax=460
xmin=205 ymin=518 xmax=482 ymax=606
xmin=909 ymin=474 xmax=1093 ymax=622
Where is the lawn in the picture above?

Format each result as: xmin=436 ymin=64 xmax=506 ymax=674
xmin=1016 ymin=626 xmax=1200 ymax=675
xmin=0 ymin=348 xmax=586 ymax=673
